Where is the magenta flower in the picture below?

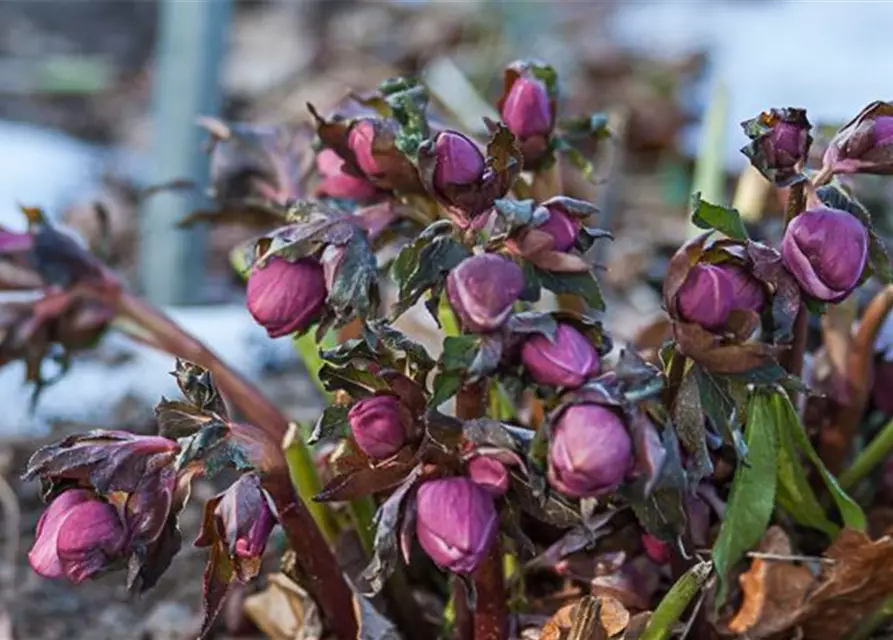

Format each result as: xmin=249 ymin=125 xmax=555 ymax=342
xmin=29 ymin=489 xmax=126 ymax=584
xmin=315 ymin=149 xmax=378 ymax=201
xmin=467 ymin=456 xmax=510 ymax=497
xmin=548 ymin=404 xmax=632 ymax=498
xmin=415 ymin=477 xmax=498 ymax=574
xmin=782 ymin=207 xmax=868 ymax=302
xmin=446 ymin=253 xmax=524 ymax=332
xmin=348 ymin=394 xmax=408 ymax=459
xmin=676 ymin=263 xmax=766 ymax=331
xmin=432 ymin=131 xmax=486 ymax=191
xmin=501 ymin=76 xmax=553 ymax=140
xmin=348 ymin=119 xmax=384 ymax=178
xmin=246 ymin=257 xmax=327 ymax=337
xmin=522 ymin=323 xmax=600 ymax=388
xmin=536 ymin=205 xmax=579 ymax=252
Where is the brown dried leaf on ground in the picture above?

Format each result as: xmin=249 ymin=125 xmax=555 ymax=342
xmin=243 ymin=573 xmax=323 ymax=640
xmin=541 ymin=595 xmax=628 ymax=639
xmin=727 ymin=527 xmax=893 ymax=640
xmin=726 ymin=526 xmax=816 ymax=638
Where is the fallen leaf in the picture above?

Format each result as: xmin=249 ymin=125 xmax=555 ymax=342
xmin=727 ymin=526 xmax=816 ymax=637
xmin=541 ymin=595 xmax=624 ymax=640
xmin=243 ymin=573 xmax=323 ymax=640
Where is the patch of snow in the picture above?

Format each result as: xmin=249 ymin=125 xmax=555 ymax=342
xmin=0 ymin=304 xmax=299 ymax=437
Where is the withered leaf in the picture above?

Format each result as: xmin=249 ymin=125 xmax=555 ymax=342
xmin=314 ymin=454 xmax=416 ymax=502
xmin=673 ymin=370 xmax=714 ymax=485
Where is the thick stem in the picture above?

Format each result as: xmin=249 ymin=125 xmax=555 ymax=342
xmin=283 ymin=422 xmax=340 ymax=545
xmin=113 ymin=291 xmax=357 ymax=637
xmin=838 ymin=416 xmax=893 ymax=491
xmin=820 ymin=285 xmax=893 ymax=475
xmin=781 ymin=181 xmax=809 ymax=381
xmin=471 ymin=542 xmax=509 ymax=640
xmin=455 ymin=381 xmax=508 ymax=640
xmin=264 ymin=464 xmax=358 ymax=639
xmin=115 ymin=291 xmax=288 ymax=438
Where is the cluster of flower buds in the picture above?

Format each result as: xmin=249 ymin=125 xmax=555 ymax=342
xmin=446 ymin=253 xmax=524 ymax=332
xmin=547 ymin=403 xmax=632 ymax=498
xmin=24 ymin=431 xmax=181 ymax=585
xmin=247 ymin=257 xmax=328 ymax=337
xmin=414 ymin=476 xmax=498 ymax=574
xmin=347 ymin=393 xmax=413 ymax=459
xmin=781 ymin=206 xmax=869 ymax=302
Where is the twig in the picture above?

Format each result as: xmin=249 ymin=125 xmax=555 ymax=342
xmin=745 ymin=551 xmax=834 ymax=564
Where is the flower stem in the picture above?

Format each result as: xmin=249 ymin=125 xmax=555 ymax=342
xmin=455 ymin=381 xmax=509 ymax=640
xmin=838 ymin=416 xmax=893 ymax=491
xmin=112 ymin=291 xmax=357 ymax=637
xmin=283 ymin=422 xmax=340 ymax=545
xmin=781 ymin=181 xmax=809 ymax=381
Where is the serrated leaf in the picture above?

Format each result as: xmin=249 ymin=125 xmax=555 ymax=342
xmin=392 ymin=236 xmax=470 ymax=318
xmin=171 ymin=359 xmax=228 ymax=418
xmin=536 ymin=267 xmax=605 ymax=311
xmin=155 ymin=399 xmax=215 ymax=440
xmin=308 ymin=404 xmax=350 ymax=444
xmin=713 ymin=390 xmax=778 ymax=606
xmin=690 ymin=193 xmax=749 ymax=241
xmin=326 ymin=232 xmax=380 ymax=324
xmin=176 ymin=422 xmax=253 ymax=479
xmin=693 ymin=365 xmax=747 ymax=459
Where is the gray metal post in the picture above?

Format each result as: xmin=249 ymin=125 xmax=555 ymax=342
xmin=139 ymin=0 xmax=232 ymax=305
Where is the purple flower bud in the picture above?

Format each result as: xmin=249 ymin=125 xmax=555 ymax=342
xmin=501 ymin=77 xmax=553 ymax=139
xmin=522 ymin=323 xmax=600 ymax=388
xmin=467 ymin=456 xmax=510 ymax=496
xmin=348 ymin=394 xmax=408 ymax=459
xmin=348 ymin=119 xmax=383 ymax=178
xmin=675 ymin=263 xmax=765 ymax=331
xmin=246 ymin=257 xmax=326 ymax=337
xmin=548 ymin=404 xmax=632 ymax=498
xmin=782 ymin=207 xmax=868 ymax=302
xmin=315 ymin=149 xmax=378 ymax=201
xmin=765 ymin=122 xmax=808 ymax=170
xmin=537 ymin=205 xmax=579 ymax=252
xmin=741 ymin=109 xmax=811 ymax=186
xmin=415 ymin=477 xmax=498 ymax=574
xmin=823 ymin=104 xmax=893 ymax=175
xmin=196 ymin=474 xmax=276 ymax=578
xmin=433 ymin=131 xmax=486 ymax=191
xmin=676 ymin=265 xmax=734 ymax=330
xmin=29 ymin=489 xmax=126 ymax=584
xmin=446 ymin=254 xmax=524 ymax=332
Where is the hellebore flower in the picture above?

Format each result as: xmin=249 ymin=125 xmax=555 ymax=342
xmin=196 ymin=474 xmax=277 ymax=580
xmin=347 ymin=119 xmax=384 ymax=179
xmin=29 ymin=489 xmax=127 ymax=584
xmin=315 ymin=149 xmax=378 ymax=202
xmin=548 ymin=404 xmax=632 ymax=498
xmin=446 ymin=253 xmax=524 ymax=332
xmin=675 ymin=263 xmax=766 ymax=331
xmin=822 ymin=102 xmax=893 ymax=176
xmin=740 ymin=108 xmax=812 ymax=186
xmin=432 ymin=131 xmax=486 ymax=191
xmin=415 ymin=477 xmax=498 ymax=574
xmin=522 ymin=323 xmax=600 ymax=388
xmin=536 ymin=204 xmax=579 ymax=252
xmin=781 ymin=207 xmax=868 ymax=302
xmin=246 ymin=257 xmax=326 ymax=338
xmin=501 ymin=76 xmax=553 ymax=140
xmin=348 ymin=394 xmax=409 ymax=459
xmin=467 ymin=456 xmax=510 ymax=497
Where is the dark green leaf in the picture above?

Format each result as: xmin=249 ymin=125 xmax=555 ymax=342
xmin=462 ymin=418 xmax=534 ymax=451
xmin=308 ymin=405 xmax=350 ymax=444
xmin=713 ymin=390 xmax=778 ymax=606
xmin=673 ymin=371 xmax=714 ymax=485
xmin=467 ymin=334 xmax=503 ymax=382
xmin=359 ymin=465 xmax=422 ymax=596
xmin=155 ymin=399 xmax=215 ymax=440
xmin=430 ymin=371 xmax=462 ymax=408
xmin=326 ymin=232 xmax=380 ymax=324
xmin=772 ymin=388 xmax=866 ymax=531
xmin=519 ymin=260 xmax=542 ymax=303
xmin=508 ymin=470 xmax=580 ymax=529
xmin=171 ymin=359 xmax=227 ymax=418
xmin=628 ymin=425 xmax=687 ymax=541
xmin=693 ymin=365 xmax=747 ymax=459
xmin=536 ymin=267 xmax=605 ymax=311
xmin=440 ymin=335 xmax=479 ymax=371
xmin=176 ymin=422 xmax=253 ymax=478
xmin=319 ymin=363 xmax=390 ymax=398
xmin=366 ymin=320 xmax=436 ymax=380
xmin=505 ymin=312 xmax=558 ymax=340
xmin=689 ymin=193 xmax=749 ymax=241
xmin=392 ymin=236 xmax=470 ymax=318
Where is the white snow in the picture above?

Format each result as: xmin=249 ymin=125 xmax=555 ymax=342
xmin=0 ymin=304 xmax=299 ymax=437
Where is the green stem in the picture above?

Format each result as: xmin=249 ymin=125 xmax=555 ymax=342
xmin=283 ymin=422 xmax=340 ymax=545
xmin=349 ymin=494 xmax=377 ymax=558
xmin=838 ymin=417 xmax=893 ymax=491
xmin=849 ymin=594 xmax=893 ymax=640
xmin=294 ymin=330 xmax=332 ymax=392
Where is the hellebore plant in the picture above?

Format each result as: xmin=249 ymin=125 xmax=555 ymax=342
xmin=8 ymin=59 xmax=893 ymax=640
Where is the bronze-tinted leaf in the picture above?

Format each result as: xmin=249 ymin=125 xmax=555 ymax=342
xmin=314 ymin=455 xmax=416 ymax=502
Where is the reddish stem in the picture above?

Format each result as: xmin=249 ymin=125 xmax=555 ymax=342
xmin=454 ymin=381 xmax=508 ymax=640
xmin=781 ymin=181 xmax=809 ymax=381
xmin=113 ymin=291 xmax=357 ymax=637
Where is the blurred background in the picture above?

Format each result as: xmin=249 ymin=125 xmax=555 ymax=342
xmin=1 ymin=0 xmax=892 ymax=637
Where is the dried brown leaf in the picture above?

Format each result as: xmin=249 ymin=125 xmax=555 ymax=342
xmin=243 ymin=573 xmax=323 ymax=640
xmin=541 ymin=596 xmax=622 ymax=640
